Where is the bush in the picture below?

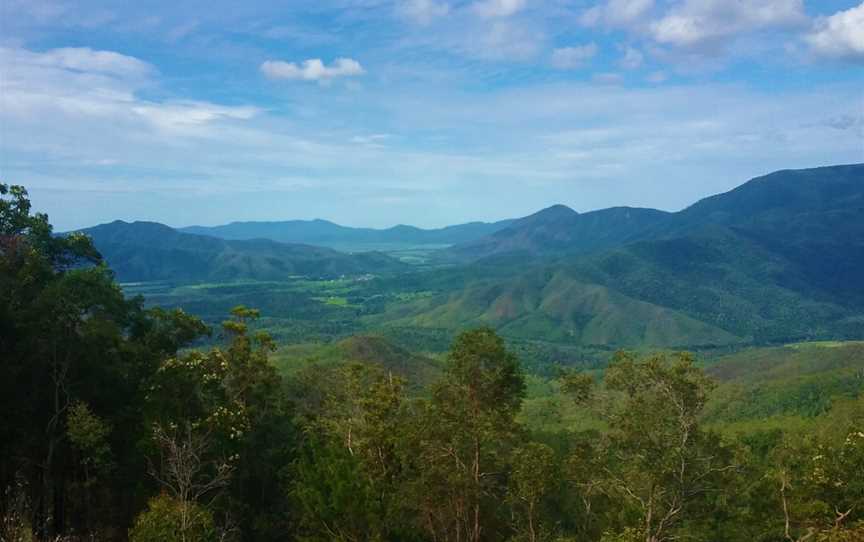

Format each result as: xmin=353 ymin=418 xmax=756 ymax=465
xmin=129 ymin=494 xmax=216 ymax=542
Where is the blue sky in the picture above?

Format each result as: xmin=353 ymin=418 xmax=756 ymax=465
xmin=1 ymin=0 xmax=862 ymax=230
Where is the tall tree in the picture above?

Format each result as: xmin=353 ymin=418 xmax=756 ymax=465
xmin=508 ymin=442 xmax=557 ymax=542
xmin=291 ymin=362 xmax=418 ymax=541
xmin=411 ymin=328 xmax=526 ymax=542
xmin=145 ymin=306 xmax=294 ymax=541
xmin=601 ymin=352 xmax=737 ymax=542
xmin=0 ymin=183 xmax=207 ymax=539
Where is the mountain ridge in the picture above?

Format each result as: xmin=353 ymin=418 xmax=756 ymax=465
xmin=446 ymin=163 xmax=864 ymax=262
xmin=180 ymin=216 xmax=517 ymax=248
xmin=377 ymin=164 xmax=864 ymax=347
xmin=78 ymin=220 xmax=409 ymax=283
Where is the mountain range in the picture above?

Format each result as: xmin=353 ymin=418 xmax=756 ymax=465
xmin=181 ymin=217 xmax=515 ymax=249
xmin=373 ymin=164 xmax=864 ymax=347
xmin=446 ymin=164 xmax=864 ymax=264
xmin=75 ymin=163 xmax=864 ymax=349
xmin=79 ymin=220 xmax=409 ymax=282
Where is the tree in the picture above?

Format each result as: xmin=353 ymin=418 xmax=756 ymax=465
xmin=290 ymin=362 xmax=418 ymax=541
xmin=767 ymin=410 xmax=864 ymax=541
xmin=410 ymin=328 xmax=526 ymax=542
xmin=129 ymin=494 xmax=216 ymax=542
xmin=66 ymin=400 xmax=113 ymax=534
xmin=0 ymin=183 xmax=207 ymax=538
xmin=145 ymin=306 xmax=295 ymax=541
xmin=149 ymin=423 xmax=233 ymax=537
xmin=601 ymin=352 xmax=737 ymax=542
xmin=508 ymin=442 xmax=557 ymax=542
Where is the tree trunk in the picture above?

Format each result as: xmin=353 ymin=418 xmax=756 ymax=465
xmin=472 ymin=435 xmax=481 ymax=542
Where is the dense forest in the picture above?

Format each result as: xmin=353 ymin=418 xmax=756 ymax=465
xmin=2 ymin=181 xmax=863 ymax=542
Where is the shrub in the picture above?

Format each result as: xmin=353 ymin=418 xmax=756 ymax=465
xmin=128 ymin=494 xmax=216 ymax=542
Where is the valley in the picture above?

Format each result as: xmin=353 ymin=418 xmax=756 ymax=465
xmin=101 ymin=164 xmax=864 ymax=357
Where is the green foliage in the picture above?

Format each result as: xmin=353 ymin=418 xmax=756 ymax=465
xmin=1 ymin=183 xmax=208 ymax=538
xmin=601 ymin=351 xmax=737 ymax=542
xmin=704 ymin=342 xmax=864 ymax=425
xmin=290 ymin=362 xmax=418 ymax=541
xmin=508 ymin=443 xmax=558 ymax=542
xmin=447 ymin=327 xmax=526 ymax=415
xmin=559 ymin=369 xmax=594 ymax=404
xmin=128 ymin=494 xmax=216 ymax=542
xmin=67 ymin=401 xmax=112 ymax=461
xmin=407 ymin=328 xmax=526 ymax=542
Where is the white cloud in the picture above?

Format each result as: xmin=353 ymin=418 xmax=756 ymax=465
xmin=473 ymin=0 xmax=526 ymax=18
xmin=0 ymin=46 xmax=259 ymax=138
xmin=620 ymin=46 xmax=644 ymax=69
xmin=650 ymin=0 xmax=805 ymax=48
xmin=26 ymin=46 xmax=154 ymax=78
xmin=806 ymin=2 xmax=864 ymax=62
xmin=260 ymin=58 xmax=365 ymax=82
xmin=397 ymin=0 xmax=450 ymax=24
xmin=131 ymin=101 xmax=259 ymax=131
xmin=581 ymin=0 xmax=654 ymax=28
xmin=551 ymin=43 xmax=598 ymax=69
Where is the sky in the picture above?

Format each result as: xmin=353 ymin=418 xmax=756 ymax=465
xmin=1 ymin=0 xmax=862 ymax=230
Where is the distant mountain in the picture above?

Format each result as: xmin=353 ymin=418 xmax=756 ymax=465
xmin=446 ymin=205 xmax=669 ymax=261
xmin=446 ymin=164 xmax=864 ymax=265
xmin=180 ymin=217 xmax=516 ymax=249
xmin=79 ymin=221 xmax=408 ymax=283
xmin=665 ymin=164 xmax=864 ymax=304
xmin=380 ymin=164 xmax=864 ymax=347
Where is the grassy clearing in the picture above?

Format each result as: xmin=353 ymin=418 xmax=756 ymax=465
xmin=785 ymin=340 xmax=864 ymax=349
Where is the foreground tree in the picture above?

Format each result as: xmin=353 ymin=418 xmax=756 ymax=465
xmin=508 ymin=442 xmax=557 ymax=542
xmin=0 ymin=183 xmax=208 ymax=538
xmin=145 ymin=306 xmax=294 ymax=541
xmin=410 ymin=327 xmax=526 ymax=542
xmin=129 ymin=493 xmax=216 ymax=542
xmin=601 ymin=352 xmax=737 ymax=542
xmin=291 ymin=362 xmax=416 ymax=541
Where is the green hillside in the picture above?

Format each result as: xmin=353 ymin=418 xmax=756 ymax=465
xmin=384 ymin=165 xmax=864 ymax=349
xmin=703 ymin=340 xmax=864 ymax=427
xmin=448 ymin=163 xmax=864 ymax=264
xmin=369 ymin=267 xmax=742 ymax=348
xmin=570 ymin=227 xmax=859 ymax=343
xmin=75 ymin=164 xmax=864 ymax=350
